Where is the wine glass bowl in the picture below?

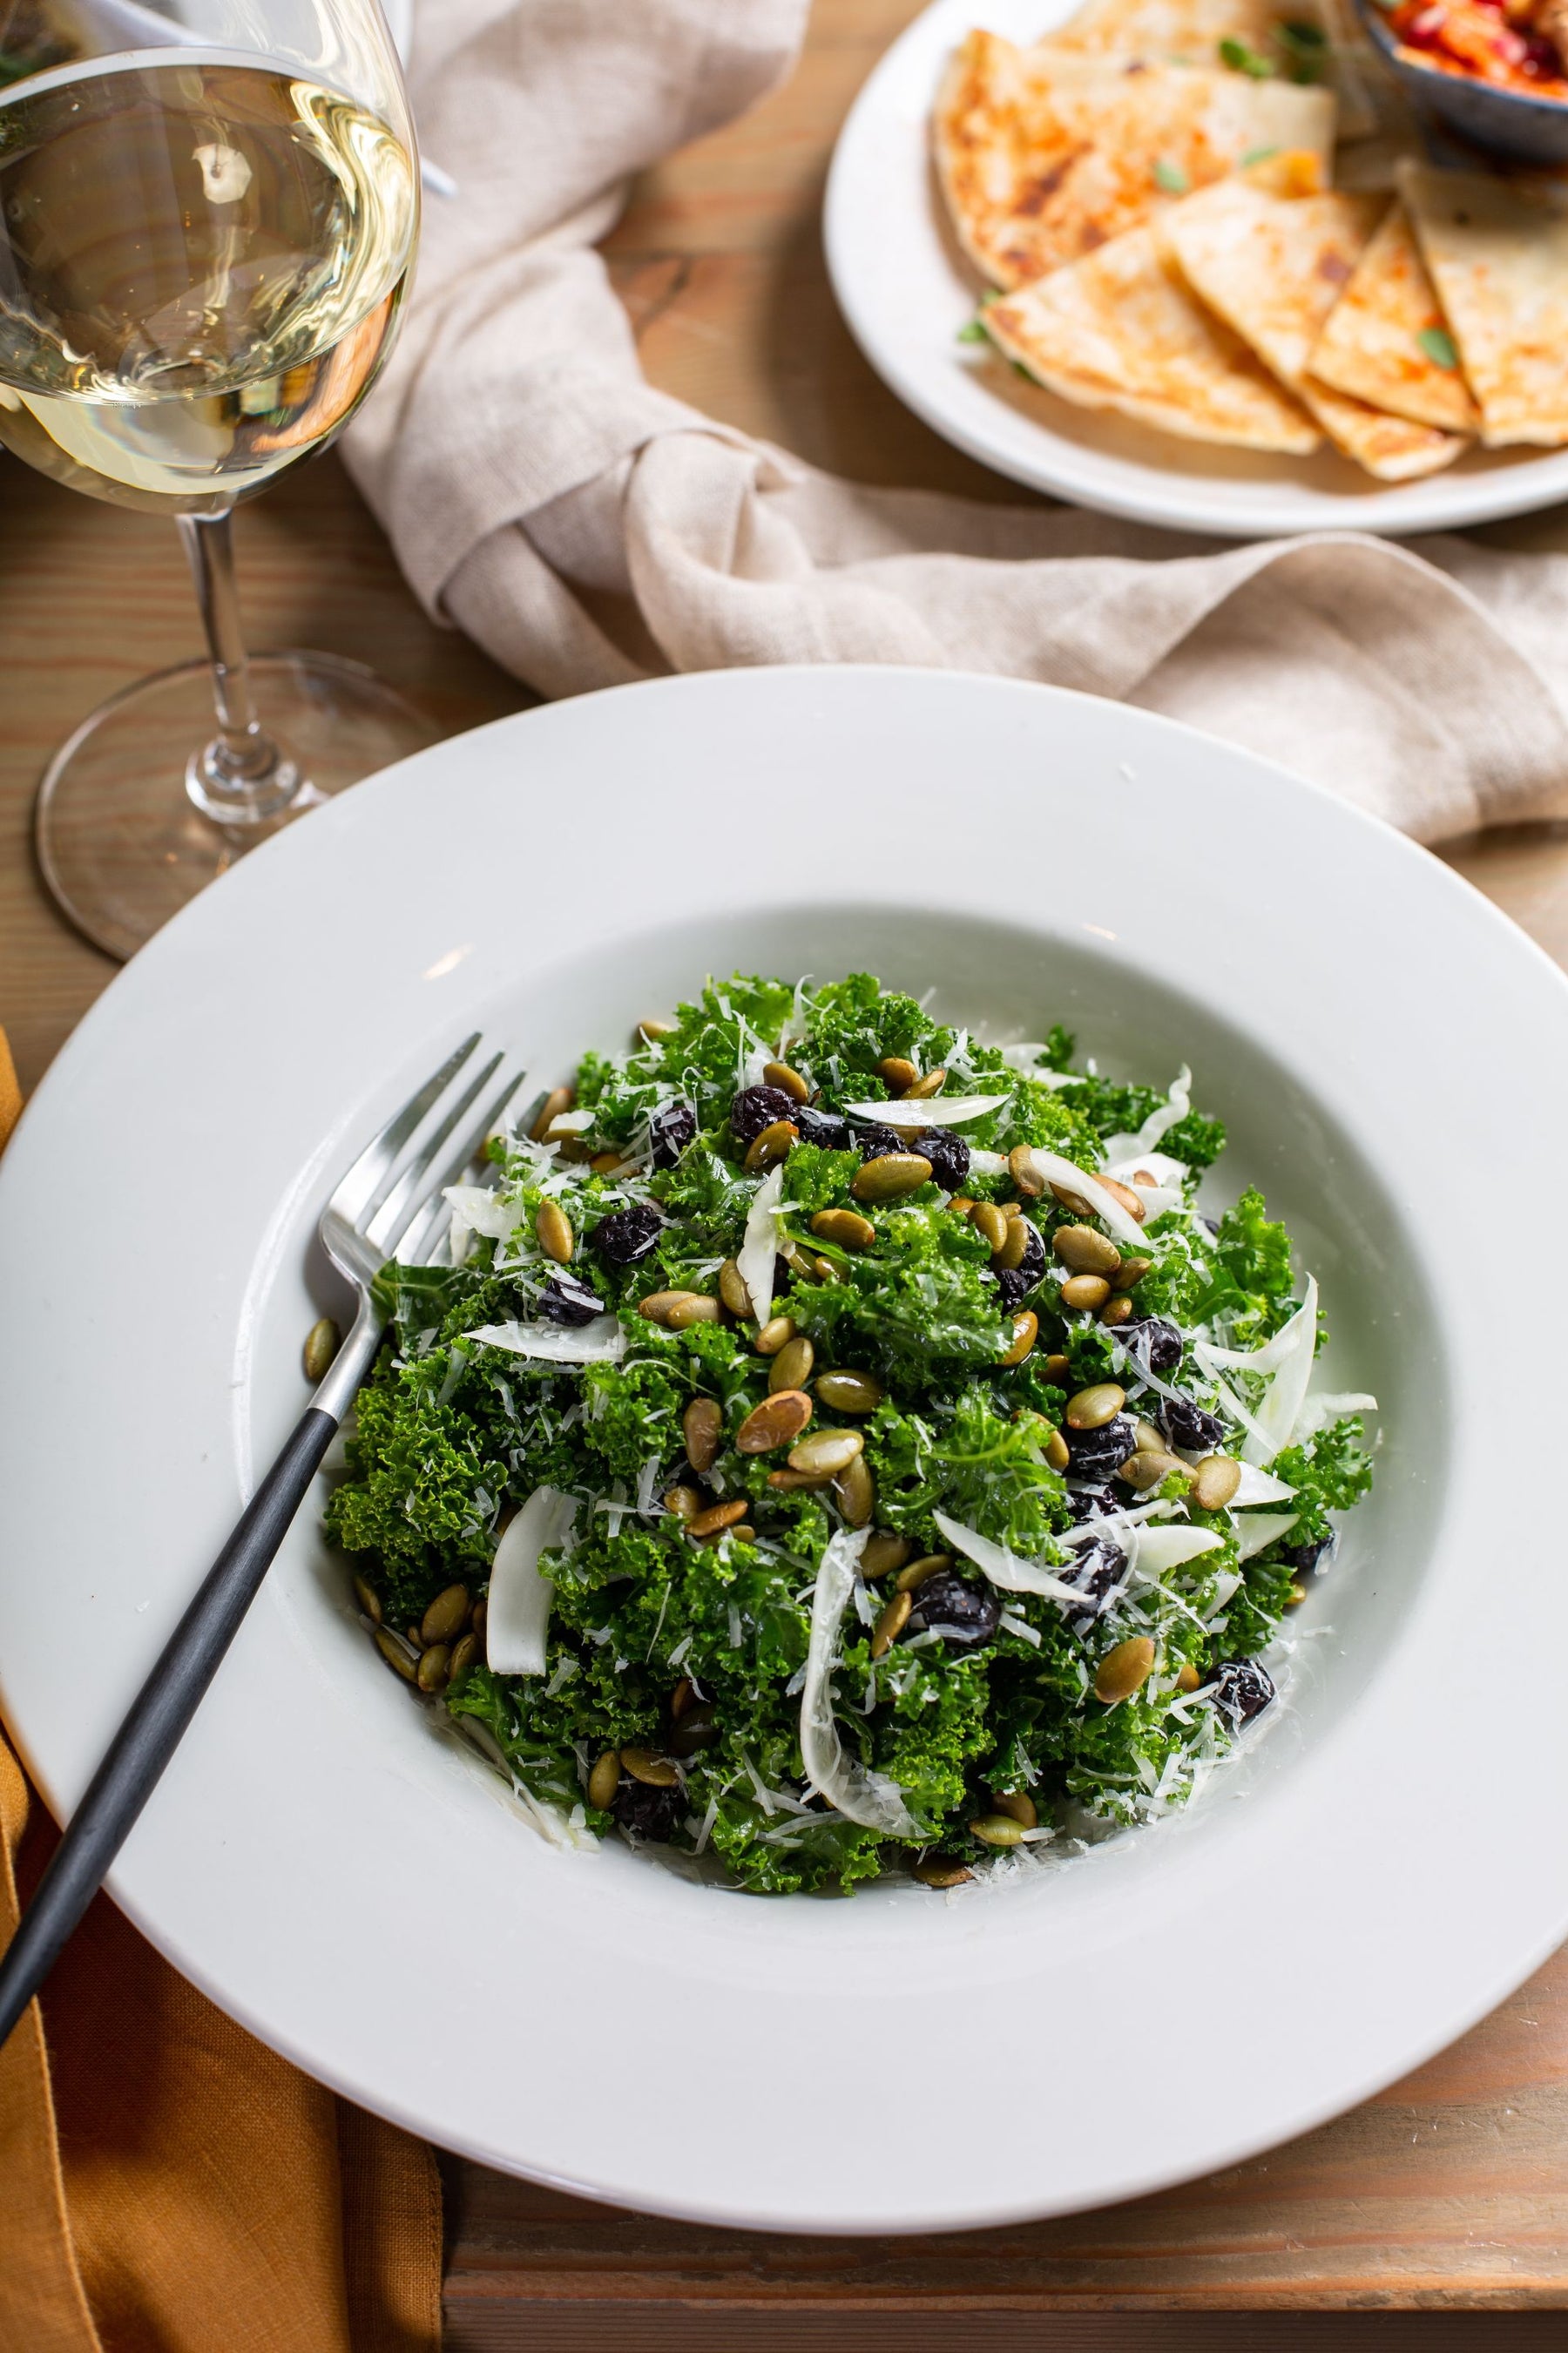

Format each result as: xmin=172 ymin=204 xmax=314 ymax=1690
xmin=0 ymin=0 xmax=430 ymax=957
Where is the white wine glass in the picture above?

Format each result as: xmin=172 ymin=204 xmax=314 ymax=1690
xmin=0 ymin=0 xmax=427 ymax=959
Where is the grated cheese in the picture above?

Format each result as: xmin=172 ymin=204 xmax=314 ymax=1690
xmin=800 ymin=1531 xmax=918 ymax=1834
xmin=487 ymin=1486 xmax=577 ymax=1674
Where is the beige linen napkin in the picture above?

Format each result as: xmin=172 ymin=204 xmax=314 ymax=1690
xmin=346 ymin=0 xmax=1568 ymax=842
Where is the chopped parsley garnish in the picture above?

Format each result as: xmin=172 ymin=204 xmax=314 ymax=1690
xmin=326 ymin=975 xmax=1375 ymax=1895
xmin=1220 ymin=36 xmax=1277 ymax=76
xmin=1152 ymin=159 xmax=1191 ymax=193
xmin=1418 ymin=325 xmax=1460 ymax=370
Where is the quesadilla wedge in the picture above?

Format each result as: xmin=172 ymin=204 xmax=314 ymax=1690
xmin=1045 ymin=0 xmax=1379 ymax=140
xmin=1399 ymin=162 xmax=1568 ymax=447
xmin=934 ymin=30 xmax=1337 ymax=289
xmin=1166 ymin=180 xmax=1470 ymax=477
xmin=1308 ymin=199 xmax=1480 ymax=431
xmin=983 ymin=223 xmax=1322 ymax=450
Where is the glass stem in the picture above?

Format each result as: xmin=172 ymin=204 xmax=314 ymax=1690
xmin=178 ymin=510 xmax=301 ymax=822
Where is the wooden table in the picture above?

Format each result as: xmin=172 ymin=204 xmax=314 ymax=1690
xmin=6 ymin=0 xmax=1568 ymax=2336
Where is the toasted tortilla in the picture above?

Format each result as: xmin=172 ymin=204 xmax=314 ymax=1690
xmin=1308 ymin=199 xmax=1480 ymax=431
xmin=1046 ymin=0 xmax=1380 ymax=139
xmin=1399 ymin=161 xmax=1568 ymax=448
xmin=1166 ymin=180 xmax=1470 ymax=477
xmin=934 ymin=29 xmax=1337 ymax=290
xmin=983 ymin=223 xmax=1322 ymax=450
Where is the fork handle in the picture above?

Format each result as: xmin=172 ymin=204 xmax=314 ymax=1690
xmin=0 ymin=1311 xmax=382 ymax=2050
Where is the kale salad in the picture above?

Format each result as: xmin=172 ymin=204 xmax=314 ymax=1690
xmin=325 ymin=974 xmax=1375 ymax=1895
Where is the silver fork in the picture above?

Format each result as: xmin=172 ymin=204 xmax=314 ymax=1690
xmin=0 ymin=1035 xmax=524 ymax=2050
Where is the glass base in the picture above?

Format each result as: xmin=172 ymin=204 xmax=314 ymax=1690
xmin=35 ymin=652 xmax=438 ymax=961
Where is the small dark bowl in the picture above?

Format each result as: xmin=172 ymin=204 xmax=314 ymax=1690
xmin=1355 ymin=0 xmax=1568 ymax=159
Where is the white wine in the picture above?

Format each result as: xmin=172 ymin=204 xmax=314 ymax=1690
xmin=0 ymin=55 xmax=416 ymax=512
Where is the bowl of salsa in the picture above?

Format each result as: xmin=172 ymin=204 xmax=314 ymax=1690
xmin=1359 ymin=0 xmax=1568 ymax=156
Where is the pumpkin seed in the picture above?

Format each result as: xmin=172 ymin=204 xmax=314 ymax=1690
xmin=1115 ymin=1256 xmax=1152 ymax=1287
xmin=996 ymin=1217 xmax=1032 ymax=1272
xmin=1118 ymin=1450 xmax=1189 ymax=1492
xmin=852 ymin=1153 xmax=932 ymax=1203
xmin=871 ymin=1591 xmax=911 ymax=1657
xmin=1052 ymin=1225 xmax=1121 ymax=1276
xmin=303 ymin=1315 xmax=341 ymax=1382
xmin=812 ymin=1256 xmax=835 ymax=1282
xmin=744 ymin=1119 xmax=797 ymax=1174
xmin=903 ymin=1068 xmax=947 ymax=1099
xmin=535 ymin=1200 xmax=573 ymax=1263
xmin=687 ymin=1500 xmax=750 ymax=1539
xmin=875 ymin=1056 xmax=918 ymax=1096
xmin=663 ymin=1484 xmax=701 ymax=1522
xmin=416 ymin=1643 xmax=450 ymax=1694
xmin=1044 ymin=1354 xmax=1071 ymax=1386
xmin=814 ymin=1369 xmax=883 ymax=1414
xmin=1061 ymin=1275 xmax=1111 ymax=1312
xmin=1176 ymin=1661 xmax=1201 ymax=1694
xmin=989 ymin=1788 xmax=1038 ymax=1829
xmin=915 ymin=1855 xmax=973 ymax=1889
xmin=860 ymin=1531 xmax=911 ymax=1579
xmin=1094 ymin=1635 xmax=1155 ymax=1705
xmin=1066 ymin=1383 xmax=1125 ymax=1430
xmin=736 ymin=1390 xmax=814 ymax=1452
xmin=421 ymin=1583 xmax=471 ymax=1647
xmin=1192 ymin=1454 xmax=1241 ymax=1511
xmin=1008 ymin=1144 xmax=1045 ymax=1196
xmin=682 ymin=1397 xmax=722 ymax=1476
xmin=472 ymin=1599 xmax=487 ymax=1644
xmin=638 ymin=1017 xmax=676 ymax=1043
xmin=375 ymin=1628 xmax=418 ymax=1681
xmin=669 ymin=1702 xmax=718 ymax=1758
xmin=1133 ymin=1420 xmax=1165 ymax=1454
xmin=811 ymin=1207 xmax=875 ymax=1251
xmin=788 ymin=1428 xmax=863 ymax=1477
xmin=529 ymin=1084 xmax=574 ymax=1142
xmin=587 ymin=1749 xmax=621 ymax=1809
xmin=1286 ymin=1579 xmax=1308 ymax=1607
xmin=352 ymin=1574 xmax=382 ymax=1626
xmin=719 ymin=1257 xmax=753 ymax=1316
xmin=895 ymin=1552 xmax=950 ymax=1592
xmin=769 ymin=1335 xmax=815 ymax=1393
xmin=763 ymin=1059 xmax=809 ymax=1103
xmin=948 ymin=1196 xmax=976 ymax=1218
xmin=448 ymin=1632 xmax=480 ymax=1685
xmin=1000 ymin=1310 xmax=1037 ymax=1367
xmin=834 ymin=1452 xmax=875 ymax=1526
xmin=1100 ymin=1295 xmax=1134 ymax=1328
xmin=671 ymin=1678 xmax=695 ymax=1720
xmin=970 ymin=1200 xmax=1008 ymax=1254
xmin=969 ymin=1814 xmax=1024 ymax=1849
xmin=767 ymin=1468 xmax=828 ymax=1491
xmin=590 ymin=1152 xmax=626 ymax=1175
xmin=756 ymin=1315 xmax=796 ymax=1355
xmin=639 ymin=1289 xmax=696 ymax=1325
xmin=1044 ymin=1430 xmax=1070 ymax=1472
xmin=1047 ymin=1180 xmax=1099 ymax=1219
xmin=666 ymin=1295 xmax=721 ymax=1329
xmin=621 ymin=1748 xmax=680 ymax=1788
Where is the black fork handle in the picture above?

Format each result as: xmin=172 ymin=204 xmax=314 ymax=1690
xmin=0 ymin=1406 xmax=338 ymax=2048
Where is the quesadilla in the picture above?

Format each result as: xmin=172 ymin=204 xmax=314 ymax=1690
xmin=1399 ymin=161 xmax=1568 ymax=446
xmin=1308 ymin=199 xmax=1481 ymax=431
xmin=1166 ymin=180 xmax=1470 ymax=477
xmin=983 ymin=223 xmax=1322 ymax=450
xmin=1045 ymin=0 xmax=1379 ymax=140
xmin=934 ymin=30 xmax=1337 ymax=289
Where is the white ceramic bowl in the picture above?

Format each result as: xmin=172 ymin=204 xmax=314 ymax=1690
xmin=2 ymin=667 xmax=1566 ymax=2232
xmin=824 ymin=0 xmax=1568 ymax=537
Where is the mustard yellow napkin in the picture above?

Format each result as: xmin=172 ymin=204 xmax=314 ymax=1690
xmin=0 ymin=1027 xmax=443 ymax=2353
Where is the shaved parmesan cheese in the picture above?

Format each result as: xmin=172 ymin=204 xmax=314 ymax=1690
xmin=488 ymin=1487 xmax=577 ymax=1673
xmin=1104 ymin=1068 xmax=1191 ymax=1162
xmin=841 ymin=1094 xmax=1010 ymax=1128
xmin=966 ymin=1148 xmax=1008 ymax=1177
xmin=1230 ymin=1463 xmax=1296 ymax=1508
xmin=1010 ymin=1148 xmax=1146 ymax=1248
xmin=1132 ymin=1526 xmax=1222 ymax=1575
xmin=544 ymin=1108 xmax=596 ymax=1133
xmin=801 ymin=1530 xmax=918 ymax=1835
xmin=737 ymin=1163 xmax=786 ymax=1323
xmin=933 ymin=1511 xmax=1091 ymax=1607
xmin=1104 ymin=1148 xmax=1187 ymax=1188
xmin=1194 ymin=1278 xmax=1318 ymax=1464
xmin=466 ymin=1315 xmax=627 ymax=1364
xmin=1234 ymin=1510 xmax=1299 ymax=1561
xmin=1294 ymin=1389 xmax=1378 ymax=1441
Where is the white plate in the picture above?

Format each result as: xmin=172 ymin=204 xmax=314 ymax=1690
xmin=2 ymin=667 xmax=1567 ymax=2234
xmin=824 ymin=0 xmax=1568 ymax=538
